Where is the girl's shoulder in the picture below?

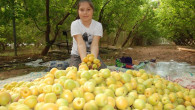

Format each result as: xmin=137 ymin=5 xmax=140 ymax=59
xmin=92 ymin=19 xmax=101 ymax=25
xmin=92 ymin=19 xmax=102 ymax=27
xmin=71 ymin=19 xmax=80 ymax=26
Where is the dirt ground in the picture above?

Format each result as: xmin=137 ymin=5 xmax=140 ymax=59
xmin=120 ymin=45 xmax=195 ymax=65
xmin=0 ymin=45 xmax=194 ymax=80
xmin=101 ymin=45 xmax=195 ymax=65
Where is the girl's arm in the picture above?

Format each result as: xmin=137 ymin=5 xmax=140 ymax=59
xmin=91 ymin=36 xmax=101 ymax=58
xmin=74 ymin=35 xmax=87 ymax=61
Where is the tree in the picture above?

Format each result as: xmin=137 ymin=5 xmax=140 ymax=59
xmin=11 ymin=0 xmax=17 ymax=56
xmin=41 ymin=0 xmax=80 ymax=56
xmin=0 ymin=0 xmax=36 ymax=50
xmin=127 ymin=1 xmax=160 ymax=46
xmin=101 ymin=0 xmax=144 ymax=47
xmin=156 ymin=0 xmax=195 ymax=46
xmin=1 ymin=0 xmax=194 ymax=54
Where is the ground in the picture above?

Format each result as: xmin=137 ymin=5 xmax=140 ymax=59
xmin=0 ymin=45 xmax=194 ymax=80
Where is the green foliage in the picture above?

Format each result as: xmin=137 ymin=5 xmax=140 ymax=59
xmin=0 ymin=38 xmax=6 ymax=42
xmin=156 ymin=0 xmax=195 ymax=45
xmin=132 ymin=1 xmax=161 ymax=45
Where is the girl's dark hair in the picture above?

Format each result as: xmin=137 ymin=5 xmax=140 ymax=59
xmin=78 ymin=0 xmax=94 ymax=10
xmin=76 ymin=0 xmax=94 ymax=19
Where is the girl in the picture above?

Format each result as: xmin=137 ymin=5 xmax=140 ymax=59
xmin=69 ymin=0 xmax=107 ymax=69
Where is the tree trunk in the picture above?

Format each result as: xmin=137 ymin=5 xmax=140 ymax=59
xmin=41 ymin=45 xmax=50 ymax=56
xmin=0 ymin=42 xmax=5 ymax=51
xmin=129 ymin=30 xmax=138 ymax=46
xmin=121 ymin=13 xmax=148 ymax=47
xmin=41 ymin=0 xmax=50 ymax=56
xmin=112 ymin=28 xmax=122 ymax=46
xmin=11 ymin=0 xmax=17 ymax=56
xmin=121 ymin=22 xmax=138 ymax=47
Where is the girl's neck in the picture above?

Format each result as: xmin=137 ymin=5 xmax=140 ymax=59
xmin=81 ymin=19 xmax=92 ymax=28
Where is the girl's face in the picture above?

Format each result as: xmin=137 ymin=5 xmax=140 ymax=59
xmin=78 ymin=2 xmax=93 ymax=23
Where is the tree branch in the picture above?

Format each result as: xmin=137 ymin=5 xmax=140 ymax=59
xmin=98 ymin=0 xmax=112 ymax=22
xmin=121 ymin=11 xmax=148 ymax=47
xmin=23 ymin=0 xmax=45 ymax=32
xmin=51 ymin=0 xmax=80 ymax=43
